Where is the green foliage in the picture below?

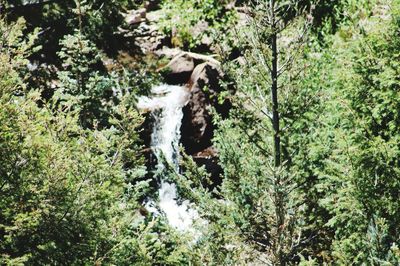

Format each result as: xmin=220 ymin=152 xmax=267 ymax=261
xmin=329 ymin=2 xmax=400 ymax=263
xmin=305 ymin=1 xmax=400 ymax=264
xmin=3 ymin=0 xmax=400 ymax=265
xmin=56 ymin=31 xmax=115 ymax=128
xmin=6 ymin=0 xmax=138 ymax=54
xmin=159 ymin=0 xmax=236 ymax=49
xmin=173 ymin=1 xmax=317 ymax=264
xmin=56 ymin=30 xmax=159 ymax=129
xmin=0 ymin=14 xmax=189 ymax=265
xmin=170 ymin=1 xmax=400 ymax=264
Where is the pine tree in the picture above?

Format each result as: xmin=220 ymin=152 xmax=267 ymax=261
xmin=173 ymin=1 xmax=318 ymax=264
xmin=226 ymin=1 xmax=314 ymax=264
xmin=320 ymin=1 xmax=400 ymax=263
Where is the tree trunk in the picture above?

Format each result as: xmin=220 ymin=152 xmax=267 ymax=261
xmin=270 ymin=1 xmax=284 ymax=265
xmin=271 ymin=31 xmax=281 ymax=169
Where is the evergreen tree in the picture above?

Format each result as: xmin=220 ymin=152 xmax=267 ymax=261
xmin=175 ymin=1 xmax=321 ymax=264
xmin=320 ymin=1 xmax=400 ymax=264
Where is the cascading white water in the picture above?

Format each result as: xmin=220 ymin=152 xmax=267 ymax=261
xmin=137 ymin=84 xmax=197 ymax=231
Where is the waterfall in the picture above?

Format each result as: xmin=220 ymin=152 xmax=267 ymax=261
xmin=137 ymin=84 xmax=197 ymax=231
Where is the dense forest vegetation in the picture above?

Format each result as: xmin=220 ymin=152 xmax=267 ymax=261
xmin=1 ymin=0 xmax=400 ymax=265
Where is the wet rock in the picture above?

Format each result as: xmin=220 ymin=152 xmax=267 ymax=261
xmin=139 ymin=112 xmax=154 ymax=149
xmin=181 ymin=92 xmax=212 ymax=154
xmin=179 ymin=61 xmax=230 ymax=191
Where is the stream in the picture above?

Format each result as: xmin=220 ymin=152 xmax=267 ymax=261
xmin=137 ymin=84 xmax=197 ymax=231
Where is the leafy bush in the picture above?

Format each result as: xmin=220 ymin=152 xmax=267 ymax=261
xmin=159 ymin=0 xmax=236 ymax=50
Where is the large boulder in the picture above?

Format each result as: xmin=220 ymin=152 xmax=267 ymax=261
xmin=180 ymin=61 xmax=229 ymax=155
xmin=160 ymin=50 xmax=220 ymax=85
xmin=162 ymin=53 xmax=195 ymax=84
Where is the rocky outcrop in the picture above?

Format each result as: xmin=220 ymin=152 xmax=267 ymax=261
xmin=133 ymin=23 xmax=165 ymax=52
xmin=162 ymin=53 xmax=195 ymax=84
xmin=139 ymin=49 xmax=229 ymax=156
xmin=179 ymin=60 xmax=230 ymax=189
xmin=160 ymin=50 xmax=220 ymax=84
xmin=180 ymin=62 xmax=220 ymax=154
xmin=122 ymin=1 xmax=167 ymax=53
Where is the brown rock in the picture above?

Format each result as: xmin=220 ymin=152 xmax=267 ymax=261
xmin=125 ymin=8 xmax=147 ymax=25
xmin=160 ymin=50 xmax=220 ymax=84
xmin=167 ymin=53 xmax=195 ymax=74
xmin=188 ymin=61 xmax=222 ymax=91
xmin=180 ymin=62 xmax=223 ymax=154
xmin=162 ymin=53 xmax=195 ymax=84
